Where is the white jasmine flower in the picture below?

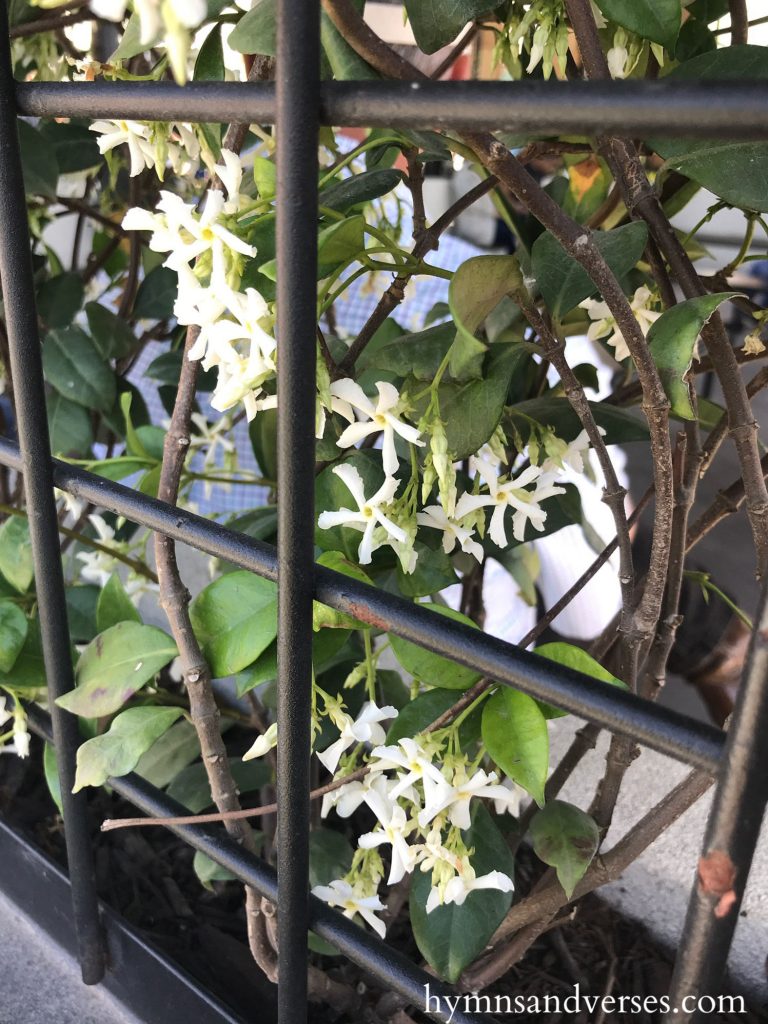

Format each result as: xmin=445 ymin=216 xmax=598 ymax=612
xmin=442 ymin=866 xmax=514 ymax=907
xmin=311 ymin=879 xmax=386 ymax=938
xmin=243 ymin=721 xmax=277 ymax=761
xmin=316 ymin=701 xmax=397 ymax=775
xmin=416 ymin=505 xmax=484 ymax=563
xmin=0 ymin=697 xmax=12 ymax=728
xmin=90 ymin=119 xmax=156 ymax=177
xmin=317 ymin=464 xmax=406 ymax=565
xmin=12 ymin=713 xmax=30 ymax=759
xmin=358 ymin=778 xmax=417 ymax=884
xmin=369 ymin=737 xmax=449 ymax=806
xmin=418 ymin=767 xmax=516 ymax=831
xmin=76 ymin=513 xmax=118 ymax=587
xmin=455 ymin=464 xmax=565 ymax=547
xmin=580 ymin=285 xmax=661 ymax=362
xmin=331 ymin=379 xmax=424 ymax=477
xmin=491 ymin=776 xmax=524 ymax=816
xmin=321 ymin=770 xmax=382 ymax=819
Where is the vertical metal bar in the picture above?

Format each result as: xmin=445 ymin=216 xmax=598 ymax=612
xmin=664 ymin=576 xmax=768 ymax=1022
xmin=275 ymin=0 xmax=320 ymax=1019
xmin=0 ymin=0 xmax=104 ymax=985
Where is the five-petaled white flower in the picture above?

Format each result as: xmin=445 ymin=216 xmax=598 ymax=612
xmin=311 ymin=879 xmax=386 ymax=938
xmin=358 ymin=777 xmax=418 ymax=884
xmin=331 ymin=378 xmax=424 ymax=477
xmin=416 ymin=504 xmax=484 ymax=563
xmin=437 ymin=866 xmax=514 ymax=910
xmin=580 ymin=285 xmax=661 ymax=363
xmin=369 ymin=738 xmax=449 ymax=806
xmin=418 ymin=767 xmax=518 ymax=831
xmin=317 ymin=464 xmax=406 ymax=565
xmin=316 ymin=701 xmax=397 ymax=775
xmin=90 ymin=119 xmax=156 ymax=177
xmin=455 ymin=462 xmax=565 ymax=547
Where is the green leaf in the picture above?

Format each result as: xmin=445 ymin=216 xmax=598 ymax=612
xmin=37 ymin=273 xmax=84 ymax=328
xmin=47 ymin=391 xmax=93 ymax=456
xmin=253 ymin=156 xmax=277 ymax=199
xmin=534 ymin=642 xmax=626 ymax=719
xmin=649 ymin=47 xmax=768 ymax=211
xmin=0 ymin=600 xmax=28 ymax=673
xmin=43 ymin=327 xmax=116 ymax=414
xmin=396 ymin=541 xmax=457 ymax=599
xmin=317 ymin=215 xmax=366 ymax=277
xmin=194 ymin=22 xmax=225 ymax=79
xmin=0 ymin=617 xmax=46 ymax=689
xmin=593 ymin=0 xmax=681 ymax=49
xmin=371 ymin=322 xmax=455 ymax=381
xmin=321 ymin=3 xmax=378 ymax=80
xmin=403 ymin=0 xmax=492 ymax=54
xmin=309 ymin=828 xmax=354 ymax=888
xmin=532 ymin=222 xmax=648 ymax=319
xmin=189 ymin=570 xmax=277 ymax=677
xmin=448 ymin=256 xmax=522 ymax=380
xmin=65 ymin=585 xmax=100 ymax=644
xmin=135 ymin=718 xmax=199 ymax=788
xmin=85 ymin=302 xmax=136 ymax=360
xmin=167 ymin=757 xmax=269 ymax=812
xmin=647 ymin=292 xmax=738 ymax=419
xmin=319 ymin=169 xmax=403 ymax=213
xmin=56 ymin=622 xmax=177 ymax=717
xmin=410 ymin=804 xmax=514 ymax=982
xmin=390 ymin=604 xmax=481 ymax=691
xmin=44 ymin=742 xmax=64 ymax=814
xmin=411 ymin=343 xmax=527 ymax=461
xmin=228 ymin=0 xmax=277 ymax=54
xmin=73 ymin=706 xmax=183 ymax=791
xmin=530 ymin=800 xmax=599 ymax=899
xmin=482 ymin=688 xmax=549 ymax=806
xmin=193 ymin=850 xmax=238 ymax=887
xmin=96 ymin=573 xmax=141 ymax=633
xmin=38 ymin=120 xmax=100 ymax=175
xmin=0 ymin=516 xmax=34 ymax=593
xmin=17 ymin=120 xmax=59 ymax=197
xmin=248 ymin=406 xmax=278 ymax=481
xmin=133 ymin=266 xmax=177 ymax=320
xmin=387 ymin=686 xmax=481 ymax=746
xmin=112 ymin=12 xmax=160 ymax=60
xmin=506 ymin=397 xmax=648 ymax=445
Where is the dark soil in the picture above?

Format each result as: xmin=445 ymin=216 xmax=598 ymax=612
xmin=1 ymin=737 xmax=765 ymax=1024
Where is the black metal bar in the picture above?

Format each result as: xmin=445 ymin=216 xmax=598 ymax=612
xmin=24 ymin=704 xmax=492 ymax=1024
xmin=14 ymin=80 xmax=768 ymax=137
xmin=0 ymin=0 xmax=104 ymax=985
xmin=663 ymin=577 xmax=768 ymax=1023
xmin=275 ymin=1 xmax=320 ymax=1019
xmin=0 ymin=437 xmax=725 ymax=772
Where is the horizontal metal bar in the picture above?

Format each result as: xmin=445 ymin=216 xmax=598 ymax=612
xmin=0 ymin=437 xmax=725 ymax=772
xmin=15 ymin=80 xmax=768 ymax=138
xmin=24 ymin=704 xmax=491 ymax=1024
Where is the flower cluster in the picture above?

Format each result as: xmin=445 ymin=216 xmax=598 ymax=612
xmin=90 ymin=0 xmax=205 ymax=81
xmin=307 ymin=706 xmax=518 ymax=935
xmin=123 ymin=150 xmax=278 ymax=422
xmin=580 ymin=285 xmax=661 ymax=362
xmin=90 ymin=119 xmax=200 ymax=180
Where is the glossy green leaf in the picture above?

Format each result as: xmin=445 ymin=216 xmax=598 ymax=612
xmin=65 ymin=585 xmax=100 ymax=644
xmin=506 ymin=397 xmax=648 ymax=445
xmin=253 ymin=156 xmax=277 ymax=199
xmin=387 ymin=686 xmax=481 ymax=746
xmin=47 ymin=391 xmax=93 ymax=456
xmin=133 ymin=266 xmax=177 ymax=319
xmin=194 ymin=22 xmax=225 ymax=80
xmin=321 ymin=3 xmax=378 ymax=80
xmin=309 ymin=828 xmax=355 ymax=888
xmin=396 ymin=541 xmax=457 ymax=599
xmin=73 ymin=706 xmax=183 ymax=791
xmin=0 ymin=617 xmax=46 ymax=689
xmin=403 ymin=0 xmax=492 ymax=54
xmin=85 ymin=302 xmax=136 ymax=360
xmin=96 ymin=573 xmax=141 ymax=633
xmin=135 ymin=718 xmax=200 ymax=788
xmin=0 ymin=600 xmax=28 ymax=673
xmin=371 ymin=322 xmax=455 ymax=380
xmin=193 ymin=850 xmax=238 ymax=887
xmin=189 ymin=570 xmax=277 ymax=677
xmin=319 ymin=169 xmax=403 ymax=213
xmin=448 ymin=255 xmax=522 ymax=380
xmin=647 ymin=293 xmax=738 ymax=419
xmin=532 ymin=221 xmax=648 ymax=318
xmin=390 ymin=604 xmax=480 ymax=691
xmin=57 ymin=622 xmax=177 ymax=717
xmin=0 ymin=516 xmax=34 ymax=593
xmin=167 ymin=757 xmax=269 ymax=812
xmin=111 ymin=11 xmax=160 ymax=59
xmin=410 ymin=804 xmax=514 ymax=982
xmin=43 ymin=326 xmax=116 ymax=414
xmin=317 ymin=215 xmax=366 ymax=277
xmin=18 ymin=120 xmax=59 ymax=197
xmin=482 ymin=688 xmax=549 ymax=806
xmin=38 ymin=120 xmax=100 ymax=174
xmin=37 ymin=273 xmax=84 ymax=328
xmin=649 ymin=47 xmax=768 ymax=211
xmin=228 ymin=0 xmax=276 ymax=54
xmin=593 ymin=0 xmax=681 ymax=49
xmin=530 ymin=800 xmax=599 ymax=899
xmin=44 ymin=742 xmax=63 ymax=814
